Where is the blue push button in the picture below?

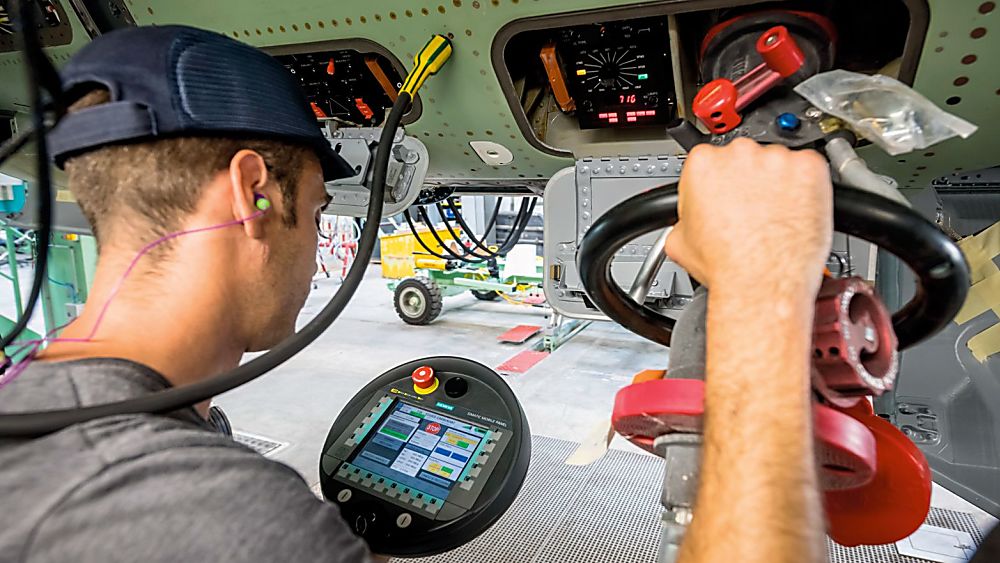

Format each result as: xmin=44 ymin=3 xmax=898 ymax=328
xmin=776 ymin=112 xmax=801 ymax=132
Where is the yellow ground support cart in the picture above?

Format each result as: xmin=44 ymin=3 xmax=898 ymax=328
xmin=380 ymin=229 xmax=544 ymax=325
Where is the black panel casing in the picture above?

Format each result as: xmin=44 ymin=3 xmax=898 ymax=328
xmin=276 ymin=49 xmax=403 ymax=127
xmin=557 ymin=17 xmax=676 ymax=130
xmin=319 ymin=356 xmax=531 ymax=557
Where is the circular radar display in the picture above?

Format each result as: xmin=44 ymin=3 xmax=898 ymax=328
xmin=580 ymin=46 xmax=644 ymax=92
xmin=558 ymin=17 xmax=676 ymax=129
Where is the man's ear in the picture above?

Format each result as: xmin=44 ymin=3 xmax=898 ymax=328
xmin=228 ymin=149 xmax=273 ymax=239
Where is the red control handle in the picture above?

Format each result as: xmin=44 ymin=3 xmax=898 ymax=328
xmin=611 ymin=378 xmax=878 ymax=492
xmin=692 ymin=26 xmax=806 ymax=134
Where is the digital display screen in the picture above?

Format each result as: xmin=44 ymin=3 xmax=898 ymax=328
xmin=349 ymin=401 xmax=488 ymax=500
xmin=558 ymin=17 xmax=674 ymax=129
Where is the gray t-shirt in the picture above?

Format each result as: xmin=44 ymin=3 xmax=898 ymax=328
xmin=0 ymin=358 xmax=372 ymax=562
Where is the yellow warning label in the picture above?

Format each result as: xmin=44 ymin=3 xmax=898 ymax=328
xmin=959 ymin=237 xmax=999 ymax=285
xmin=955 ymin=272 xmax=1000 ymax=325
xmin=969 ymin=323 xmax=1000 ymax=363
xmin=55 ymin=190 xmax=76 ymax=203
xmin=956 ymin=220 xmax=1000 ymax=362
xmin=975 ymin=221 xmax=1000 ymax=261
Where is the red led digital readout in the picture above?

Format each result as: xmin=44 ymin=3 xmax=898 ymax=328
xmin=597 ymin=108 xmax=655 ymax=125
xmin=619 ymin=94 xmax=638 ymax=104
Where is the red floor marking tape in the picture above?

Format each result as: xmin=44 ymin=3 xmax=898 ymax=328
xmin=497 ymin=350 xmax=549 ymax=374
xmin=497 ymin=324 xmax=543 ymax=344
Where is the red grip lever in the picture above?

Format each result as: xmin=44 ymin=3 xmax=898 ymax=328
xmin=692 ymin=26 xmax=806 ymax=134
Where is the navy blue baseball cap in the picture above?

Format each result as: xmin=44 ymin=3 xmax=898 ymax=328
xmin=48 ymin=25 xmax=355 ymax=181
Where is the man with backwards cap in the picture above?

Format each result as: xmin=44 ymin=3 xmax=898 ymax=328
xmin=0 ymin=26 xmax=380 ymax=561
xmin=3 ymin=22 xmax=994 ymax=563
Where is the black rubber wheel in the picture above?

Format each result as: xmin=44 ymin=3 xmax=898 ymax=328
xmin=394 ymin=277 xmax=444 ymax=325
xmin=471 ymin=289 xmax=500 ymax=301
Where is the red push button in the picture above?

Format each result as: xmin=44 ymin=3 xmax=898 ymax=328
xmin=412 ymin=366 xmax=438 ymax=395
xmin=355 ymin=98 xmax=375 ymax=121
xmin=310 ymin=102 xmax=328 ymax=119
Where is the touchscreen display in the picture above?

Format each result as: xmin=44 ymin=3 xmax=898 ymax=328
xmin=349 ymin=401 xmax=488 ymax=500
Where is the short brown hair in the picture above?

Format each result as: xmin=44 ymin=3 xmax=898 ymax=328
xmin=64 ymin=89 xmax=313 ymax=245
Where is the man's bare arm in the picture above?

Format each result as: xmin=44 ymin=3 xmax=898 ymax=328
xmin=681 ymin=282 xmax=826 ymax=562
xmin=666 ymin=138 xmax=833 ymax=563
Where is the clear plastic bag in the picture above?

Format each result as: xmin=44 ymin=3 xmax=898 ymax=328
xmin=794 ymin=69 xmax=978 ymax=156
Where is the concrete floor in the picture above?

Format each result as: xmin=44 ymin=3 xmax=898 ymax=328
xmin=216 ymin=265 xmax=666 ymax=487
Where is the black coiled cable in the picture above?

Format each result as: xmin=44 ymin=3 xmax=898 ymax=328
xmin=404 ymin=197 xmax=536 ymax=264
xmin=0 ymin=1 xmax=60 ymax=352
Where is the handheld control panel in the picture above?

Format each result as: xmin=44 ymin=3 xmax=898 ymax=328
xmin=320 ymin=356 xmax=530 ymax=557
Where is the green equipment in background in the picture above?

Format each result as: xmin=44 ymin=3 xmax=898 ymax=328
xmin=389 ymin=258 xmax=544 ymax=326
xmin=0 ymin=224 xmax=97 ymax=357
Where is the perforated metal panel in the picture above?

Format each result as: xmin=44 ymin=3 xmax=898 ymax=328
xmin=233 ymin=431 xmax=287 ymax=457
xmin=828 ymin=509 xmax=986 ymax=563
xmin=410 ymin=437 xmax=604 ymax=563
xmin=3 ymin=0 xmax=995 ymax=188
xmin=533 ymin=451 xmax=662 ymax=563
xmin=406 ymin=437 xmax=667 ymax=563
xmin=406 ymin=436 xmax=992 ymax=563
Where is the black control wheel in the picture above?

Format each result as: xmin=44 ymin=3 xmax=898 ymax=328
xmin=394 ymin=277 xmax=444 ymax=325
xmin=471 ymin=289 xmax=500 ymax=301
xmin=577 ymin=183 xmax=969 ymax=351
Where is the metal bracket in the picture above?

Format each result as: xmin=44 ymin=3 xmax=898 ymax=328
xmin=532 ymin=311 xmax=590 ymax=353
xmin=542 ymin=156 xmax=695 ymax=321
xmin=322 ymin=126 xmax=429 ymax=218
xmin=653 ymin=433 xmax=702 ymax=563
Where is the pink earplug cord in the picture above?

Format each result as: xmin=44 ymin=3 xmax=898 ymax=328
xmin=0 ymin=209 xmax=265 ymax=390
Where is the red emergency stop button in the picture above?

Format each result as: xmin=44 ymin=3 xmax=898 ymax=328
xmin=412 ymin=366 xmax=438 ymax=395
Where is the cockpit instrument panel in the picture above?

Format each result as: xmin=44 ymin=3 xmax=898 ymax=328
xmin=0 ymin=0 xmax=73 ymax=53
xmin=275 ymin=47 xmax=406 ymax=127
xmin=557 ymin=18 xmax=675 ymax=130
